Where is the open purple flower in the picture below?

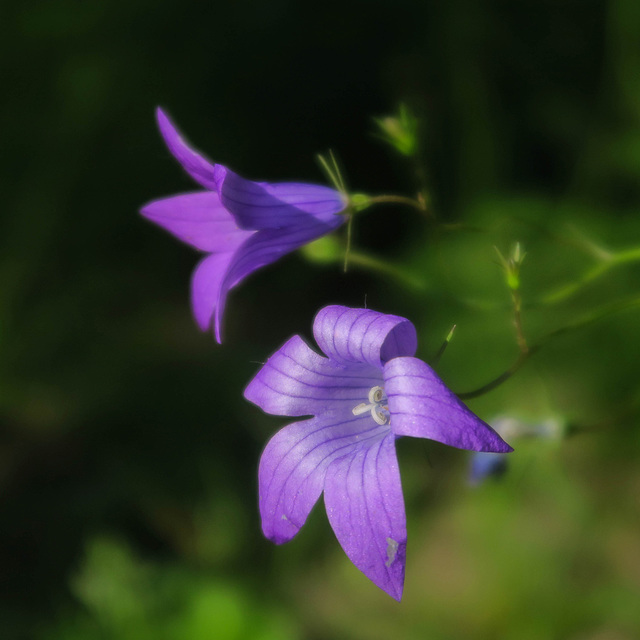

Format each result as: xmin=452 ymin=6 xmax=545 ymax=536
xmin=140 ymin=108 xmax=348 ymax=342
xmin=244 ymin=305 xmax=512 ymax=600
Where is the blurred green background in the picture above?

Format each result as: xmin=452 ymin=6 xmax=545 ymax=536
xmin=2 ymin=0 xmax=640 ymax=638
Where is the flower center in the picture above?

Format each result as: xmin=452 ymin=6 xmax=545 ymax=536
xmin=352 ymin=385 xmax=389 ymax=425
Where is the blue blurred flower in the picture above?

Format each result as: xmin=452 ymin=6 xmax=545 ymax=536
xmin=469 ymin=451 xmax=509 ymax=485
xmin=468 ymin=416 xmax=562 ymax=486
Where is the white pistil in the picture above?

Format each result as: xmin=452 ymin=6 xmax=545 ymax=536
xmin=352 ymin=385 xmax=389 ymax=425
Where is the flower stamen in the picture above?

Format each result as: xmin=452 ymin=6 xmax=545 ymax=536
xmin=353 ymin=386 xmax=389 ymax=425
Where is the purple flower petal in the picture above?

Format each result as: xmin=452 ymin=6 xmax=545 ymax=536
xmin=323 ymin=433 xmax=406 ymax=601
xmin=244 ymin=335 xmax=381 ymax=417
xmin=258 ymin=412 xmax=388 ymax=544
xmin=145 ymin=111 xmax=351 ymax=341
xmin=245 ymin=305 xmax=514 ymax=601
xmin=140 ymin=192 xmax=253 ymax=252
xmin=384 ymin=357 xmax=513 ymax=452
xmin=213 ymin=222 xmax=342 ymax=343
xmin=156 ymin=108 xmax=218 ymax=190
xmin=313 ymin=306 xmax=417 ymax=369
xmin=218 ymin=168 xmax=348 ymax=230
xmin=190 ymin=252 xmax=235 ymax=333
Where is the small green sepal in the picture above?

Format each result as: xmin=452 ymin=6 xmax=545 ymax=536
xmin=495 ymin=242 xmax=526 ymax=292
xmin=373 ymin=103 xmax=420 ymax=156
xmin=349 ymin=193 xmax=373 ymax=212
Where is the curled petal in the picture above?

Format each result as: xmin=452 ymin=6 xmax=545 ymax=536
xmin=244 ymin=335 xmax=380 ymax=417
xmin=313 ymin=306 xmax=417 ymax=370
xmin=259 ymin=412 xmax=388 ymax=544
xmin=384 ymin=357 xmax=513 ymax=452
xmin=219 ymin=168 xmax=347 ymax=230
xmin=214 ymin=222 xmax=341 ymax=343
xmin=190 ymin=252 xmax=235 ymax=335
xmin=140 ymin=192 xmax=252 ymax=252
xmin=156 ymin=107 xmax=218 ymax=190
xmin=323 ymin=433 xmax=406 ymax=601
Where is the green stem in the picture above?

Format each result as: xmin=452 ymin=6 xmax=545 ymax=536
xmin=512 ymin=288 xmax=528 ymax=355
xmin=343 ymin=213 xmax=354 ymax=273
xmin=537 ymin=246 xmax=640 ymax=305
xmin=365 ymin=194 xmax=429 ymax=216
xmin=346 ymin=250 xmax=427 ymax=291
xmin=457 ymin=350 xmax=533 ymax=400
xmin=457 ymin=295 xmax=640 ymax=400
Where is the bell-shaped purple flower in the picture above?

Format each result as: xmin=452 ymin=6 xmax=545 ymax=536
xmin=140 ymin=108 xmax=348 ymax=342
xmin=244 ymin=306 xmax=512 ymax=601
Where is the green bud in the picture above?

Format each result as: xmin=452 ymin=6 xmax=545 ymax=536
xmin=495 ymin=242 xmax=526 ymax=291
xmin=511 ymin=242 xmax=526 ymax=267
xmin=373 ymin=103 xmax=419 ymax=156
xmin=506 ymin=270 xmax=520 ymax=291
xmin=349 ymin=193 xmax=372 ymax=212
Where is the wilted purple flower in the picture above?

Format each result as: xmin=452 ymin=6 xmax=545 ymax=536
xmin=244 ymin=305 xmax=512 ymax=600
xmin=140 ymin=108 xmax=347 ymax=342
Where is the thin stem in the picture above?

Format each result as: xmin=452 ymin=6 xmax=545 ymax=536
xmin=457 ymin=295 xmax=640 ymax=400
xmin=535 ymin=246 xmax=640 ymax=306
xmin=512 ymin=288 xmax=528 ymax=355
xmin=366 ymin=194 xmax=429 ymax=216
xmin=344 ymin=249 xmax=427 ymax=291
xmin=343 ymin=213 xmax=354 ymax=273
xmin=565 ymin=391 xmax=640 ymax=437
xmin=458 ymin=350 xmax=534 ymax=400
xmin=563 ymin=224 xmax=614 ymax=261
xmin=408 ymin=150 xmax=434 ymax=221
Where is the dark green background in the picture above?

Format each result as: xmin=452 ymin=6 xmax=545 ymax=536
xmin=2 ymin=1 xmax=640 ymax=638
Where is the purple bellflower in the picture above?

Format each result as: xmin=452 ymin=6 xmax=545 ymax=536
xmin=140 ymin=108 xmax=348 ymax=342
xmin=244 ymin=305 xmax=513 ymax=600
